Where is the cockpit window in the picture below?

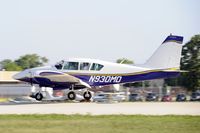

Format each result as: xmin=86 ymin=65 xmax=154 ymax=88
xmin=55 ymin=60 xmax=64 ymax=70
xmin=80 ymin=62 xmax=90 ymax=70
xmin=63 ymin=62 xmax=79 ymax=70
xmin=90 ymin=63 xmax=104 ymax=71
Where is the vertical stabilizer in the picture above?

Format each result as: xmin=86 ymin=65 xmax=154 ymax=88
xmin=144 ymin=34 xmax=183 ymax=69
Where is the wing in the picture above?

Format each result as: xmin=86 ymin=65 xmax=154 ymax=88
xmin=37 ymin=71 xmax=91 ymax=88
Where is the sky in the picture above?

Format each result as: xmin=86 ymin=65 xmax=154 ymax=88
xmin=0 ymin=0 xmax=199 ymax=65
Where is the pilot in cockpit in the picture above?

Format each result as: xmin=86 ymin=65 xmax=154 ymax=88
xmin=80 ymin=62 xmax=90 ymax=70
xmin=54 ymin=60 xmax=64 ymax=70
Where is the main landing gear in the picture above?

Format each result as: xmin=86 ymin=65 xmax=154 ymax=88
xmin=83 ymin=91 xmax=92 ymax=101
xmin=67 ymin=91 xmax=76 ymax=100
xmin=67 ymin=90 xmax=92 ymax=101
xmin=67 ymin=84 xmax=92 ymax=101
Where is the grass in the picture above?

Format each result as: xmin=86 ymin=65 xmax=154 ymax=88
xmin=0 ymin=115 xmax=199 ymax=133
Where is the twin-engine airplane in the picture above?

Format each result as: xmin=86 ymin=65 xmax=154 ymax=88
xmin=13 ymin=34 xmax=183 ymax=101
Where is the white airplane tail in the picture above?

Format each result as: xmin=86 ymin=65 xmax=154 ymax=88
xmin=144 ymin=34 xmax=183 ymax=69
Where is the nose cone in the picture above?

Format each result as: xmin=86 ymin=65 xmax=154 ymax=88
xmin=13 ymin=69 xmax=30 ymax=80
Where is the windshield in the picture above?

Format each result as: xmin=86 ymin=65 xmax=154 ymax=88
xmin=192 ymin=92 xmax=200 ymax=97
xmin=54 ymin=60 xmax=64 ymax=70
xmin=148 ymin=93 xmax=156 ymax=96
xmin=131 ymin=94 xmax=138 ymax=96
xmin=178 ymin=94 xmax=185 ymax=97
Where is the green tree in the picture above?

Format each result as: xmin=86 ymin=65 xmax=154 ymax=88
xmin=0 ymin=54 xmax=49 ymax=71
xmin=116 ymin=58 xmax=134 ymax=64
xmin=0 ymin=59 xmax=13 ymax=67
xmin=3 ymin=62 xmax=22 ymax=71
xmin=180 ymin=35 xmax=200 ymax=91
xmin=0 ymin=59 xmax=22 ymax=71
xmin=15 ymin=54 xmax=49 ymax=69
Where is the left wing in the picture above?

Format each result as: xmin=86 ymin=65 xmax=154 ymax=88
xmin=37 ymin=70 xmax=91 ymax=88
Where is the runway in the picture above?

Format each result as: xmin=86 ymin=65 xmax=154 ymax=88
xmin=0 ymin=102 xmax=200 ymax=115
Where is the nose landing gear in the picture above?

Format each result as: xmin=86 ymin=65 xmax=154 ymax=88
xmin=35 ymin=92 xmax=43 ymax=101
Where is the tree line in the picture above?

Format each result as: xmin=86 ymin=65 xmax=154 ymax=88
xmin=0 ymin=54 xmax=48 ymax=71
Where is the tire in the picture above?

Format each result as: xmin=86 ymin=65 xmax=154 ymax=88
xmin=35 ymin=93 xmax=43 ymax=101
xmin=83 ymin=91 xmax=92 ymax=101
xmin=68 ymin=91 xmax=76 ymax=100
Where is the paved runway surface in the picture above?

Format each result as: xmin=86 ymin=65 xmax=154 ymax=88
xmin=0 ymin=102 xmax=200 ymax=115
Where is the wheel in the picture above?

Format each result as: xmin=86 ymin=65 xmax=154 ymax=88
xmin=83 ymin=91 xmax=92 ymax=101
xmin=68 ymin=91 xmax=76 ymax=100
xmin=35 ymin=93 xmax=43 ymax=101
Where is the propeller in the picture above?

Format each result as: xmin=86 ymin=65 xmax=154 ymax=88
xmin=28 ymin=71 xmax=33 ymax=86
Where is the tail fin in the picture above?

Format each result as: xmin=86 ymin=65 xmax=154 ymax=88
xmin=144 ymin=34 xmax=183 ymax=69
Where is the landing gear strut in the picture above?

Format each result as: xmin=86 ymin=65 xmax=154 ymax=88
xmin=67 ymin=84 xmax=76 ymax=100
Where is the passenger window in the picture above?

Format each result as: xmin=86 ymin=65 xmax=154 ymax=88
xmin=90 ymin=63 xmax=104 ymax=71
xmin=63 ymin=62 xmax=79 ymax=70
xmin=80 ymin=62 xmax=90 ymax=70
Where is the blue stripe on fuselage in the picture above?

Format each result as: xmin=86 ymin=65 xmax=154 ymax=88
xmin=73 ymin=71 xmax=180 ymax=86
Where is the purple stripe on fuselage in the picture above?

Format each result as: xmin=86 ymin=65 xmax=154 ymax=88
xmin=73 ymin=71 xmax=180 ymax=86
